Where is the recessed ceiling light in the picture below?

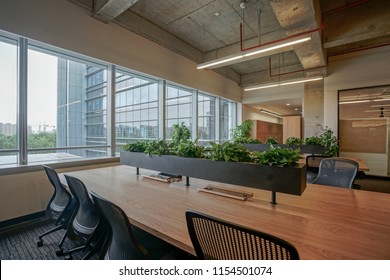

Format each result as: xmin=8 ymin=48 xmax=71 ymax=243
xmin=214 ymin=12 xmax=220 ymax=16
xmin=294 ymin=108 xmax=298 ymax=111
xmin=286 ymin=103 xmax=291 ymax=106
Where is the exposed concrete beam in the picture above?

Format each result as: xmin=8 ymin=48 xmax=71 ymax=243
xmin=114 ymin=10 xmax=241 ymax=83
xmin=269 ymin=0 xmax=326 ymax=70
xmin=93 ymin=0 xmax=140 ymax=23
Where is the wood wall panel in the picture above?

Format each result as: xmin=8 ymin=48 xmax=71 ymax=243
xmin=256 ymin=120 xmax=283 ymax=143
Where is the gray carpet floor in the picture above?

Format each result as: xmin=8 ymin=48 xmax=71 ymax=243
xmin=0 ymin=219 xmax=95 ymax=260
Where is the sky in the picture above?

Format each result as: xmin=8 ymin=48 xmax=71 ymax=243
xmin=0 ymin=41 xmax=57 ymax=132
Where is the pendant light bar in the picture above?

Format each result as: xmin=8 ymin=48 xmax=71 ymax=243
xmin=197 ymin=35 xmax=312 ymax=70
xmin=244 ymin=77 xmax=323 ymax=91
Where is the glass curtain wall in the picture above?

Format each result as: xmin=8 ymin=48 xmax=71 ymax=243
xmin=115 ymin=70 xmax=159 ymax=150
xmin=0 ymin=36 xmax=18 ymax=166
xmin=165 ymin=84 xmax=193 ymax=139
xmin=220 ymin=98 xmax=237 ymax=142
xmin=198 ymin=93 xmax=216 ymax=145
xmin=27 ymin=46 xmax=108 ymax=163
xmin=0 ymin=29 xmax=239 ymax=167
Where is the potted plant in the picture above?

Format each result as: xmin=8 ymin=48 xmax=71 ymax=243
xmin=120 ymin=124 xmax=307 ymax=204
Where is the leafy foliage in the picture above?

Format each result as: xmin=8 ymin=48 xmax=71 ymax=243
xmin=0 ymin=132 xmax=56 ymax=150
xmin=144 ymin=140 xmax=172 ymax=157
xmin=285 ymin=137 xmax=302 ymax=146
xmin=230 ymin=120 xmax=261 ymax=144
xmin=319 ymin=126 xmax=339 ymax=156
xmin=208 ymin=142 xmax=251 ymax=162
xmin=251 ymin=145 xmax=301 ymax=167
xmin=174 ymin=140 xmax=205 ymax=158
xmin=122 ymin=141 xmax=148 ymax=153
xmin=304 ymin=136 xmax=321 ymax=145
xmin=265 ymin=136 xmax=278 ymax=144
xmin=171 ymin=122 xmax=191 ymax=146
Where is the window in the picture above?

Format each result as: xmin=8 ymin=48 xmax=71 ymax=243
xmin=0 ymin=36 xmax=18 ymax=165
xmin=115 ymin=70 xmax=158 ymax=150
xmin=27 ymin=46 xmax=108 ymax=163
xmin=166 ymin=84 xmax=192 ymax=139
xmin=198 ymin=93 xmax=216 ymax=144
xmin=220 ymin=98 xmax=237 ymax=142
xmin=0 ymin=29 xmax=239 ymax=167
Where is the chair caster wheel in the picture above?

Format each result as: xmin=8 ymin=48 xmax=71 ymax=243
xmin=37 ymin=240 xmax=43 ymax=247
xmin=56 ymin=249 xmax=64 ymax=256
xmin=65 ymin=254 xmax=73 ymax=260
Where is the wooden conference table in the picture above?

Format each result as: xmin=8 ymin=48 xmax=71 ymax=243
xmin=61 ymin=165 xmax=390 ymax=260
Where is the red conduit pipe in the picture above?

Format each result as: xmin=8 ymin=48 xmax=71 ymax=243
xmin=266 ymin=0 xmax=375 ymax=77
xmin=268 ymin=43 xmax=390 ymax=77
xmin=240 ymin=23 xmax=321 ymax=52
xmin=240 ymin=0 xmax=371 ymax=53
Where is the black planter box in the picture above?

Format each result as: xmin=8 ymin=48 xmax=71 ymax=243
xmin=244 ymin=144 xmax=325 ymax=155
xmin=120 ymin=151 xmax=307 ymax=196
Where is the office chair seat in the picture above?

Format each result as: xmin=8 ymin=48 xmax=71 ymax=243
xmin=312 ymin=158 xmax=359 ymax=189
xmin=56 ymin=175 xmax=101 ymax=259
xmin=186 ymin=210 xmax=299 ymax=260
xmin=90 ymin=191 xmax=177 ymax=260
xmin=37 ymin=165 xmax=76 ymax=248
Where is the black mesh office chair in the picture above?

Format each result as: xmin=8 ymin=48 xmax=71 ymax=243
xmin=90 ymin=191 xmax=177 ymax=260
xmin=36 ymin=165 xmax=76 ymax=247
xmin=185 ymin=210 xmax=299 ymax=260
xmin=312 ymin=158 xmax=359 ymax=189
xmin=306 ymin=155 xmax=330 ymax=183
xmin=57 ymin=175 xmax=101 ymax=259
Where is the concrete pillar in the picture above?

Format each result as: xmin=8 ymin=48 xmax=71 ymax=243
xmin=303 ymin=80 xmax=324 ymax=137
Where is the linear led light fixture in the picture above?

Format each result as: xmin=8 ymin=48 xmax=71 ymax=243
xmin=260 ymin=109 xmax=283 ymax=118
xmin=197 ymin=35 xmax=312 ymax=70
xmin=339 ymin=100 xmax=371 ymax=105
xmin=244 ymin=77 xmax=323 ymax=91
xmin=373 ymin=98 xmax=390 ymax=102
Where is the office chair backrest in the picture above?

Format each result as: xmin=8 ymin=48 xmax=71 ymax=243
xmin=305 ymin=155 xmax=330 ymax=183
xmin=186 ymin=210 xmax=299 ymax=260
xmin=64 ymin=175 xmax=99 ymax=236
xmin=306 ymin=155 xmax=330 ymax=173
xmin=90 ymin=191 xmax=147 ymax=260
xmin=43 ymin=165 xmax=72 ymax=219
xmin=312 ymin=158 xmax=359 ymax=189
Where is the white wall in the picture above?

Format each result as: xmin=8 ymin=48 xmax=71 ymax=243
xmin=0 ymin=162 xmax=119 ymax=222
xmin=0 ymin=0 xmax=241 ymax=102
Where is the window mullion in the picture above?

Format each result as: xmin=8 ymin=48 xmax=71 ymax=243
xmin=107 ymin=65 xmax=115 ymax=156
xmin=192 ymin=90 xmax=198 ymax=141
xmin=18 ymin=37 xmax=28 ymax=165
xmin=158 ymin=80 xmax=166 ymax=140
xmin=215 ymin=97 xmax=220 ymax=143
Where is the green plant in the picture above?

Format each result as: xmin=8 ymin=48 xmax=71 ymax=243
xmin=144 ymin=140 xmax=172 ymax=156
xmin=208 ymin=142 xmax=251 ymax=162
xmin=251 ymin=145 xmax=301 ymax=167
xmin=174 ymin=140 xmax=205 ymax=158
xmin=265 ymin=136 xmax=278 ymax=144
xmin=319 ymin=126 xmax=339 ymax=156
xmin=230 ymin=120 xmax=261 ymax=144
xmin=171 ymin=122 xmax=191 ymax=145
xmin=122 ymin=141 xmax=148 ymax=153
xmin=231 ymin=120 xmax=252 ymax=142
xmin=304 ymin=136 xmax=321 ymax=145
xmin=285 ymin=137 xmax=302 ymax=146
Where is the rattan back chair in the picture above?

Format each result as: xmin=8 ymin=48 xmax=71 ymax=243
xmin=186 ymin=210 xmax=299 ymax=260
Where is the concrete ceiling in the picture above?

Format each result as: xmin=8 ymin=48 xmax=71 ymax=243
xmin=68 ymin=0 xmax=390 ymax=116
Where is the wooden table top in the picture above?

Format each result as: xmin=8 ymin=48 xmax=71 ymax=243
xmin=61 ymin=165 xmax=390 ymax=260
